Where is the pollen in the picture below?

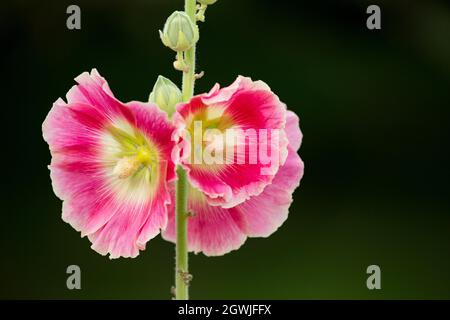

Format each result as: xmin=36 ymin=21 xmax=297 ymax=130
xmin=113 ymin=156 xmax=142 ymax=179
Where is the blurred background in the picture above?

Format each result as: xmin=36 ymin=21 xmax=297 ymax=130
xmin=1 ymin=0 xmax=450 ymax=299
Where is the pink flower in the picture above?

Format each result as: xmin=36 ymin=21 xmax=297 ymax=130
xmin=43 ymin=69 xmax=176 ymax=259
xmin=162 ymin=77 xmax=304 ymax=256
xmin=172 ymin=76 xmax=290 ymax=208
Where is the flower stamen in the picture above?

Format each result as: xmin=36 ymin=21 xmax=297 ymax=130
xmin=113 ymin=156 xmax=142 ymax=179
xmin=113 ymin=146 xmax=154 ymax=180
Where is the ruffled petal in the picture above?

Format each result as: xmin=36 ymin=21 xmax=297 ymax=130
xmin=173 ymin=76 xmax=289 ymax=208
xmin=285 ymin=111 xmax=303 ymax=152
xmin=162 ymin=145 xmax=304 ymax=256
xmin=235 ymin=147 xmax=303 ymax=237
xmin=43 ymin=70 xmax=176 ymax=258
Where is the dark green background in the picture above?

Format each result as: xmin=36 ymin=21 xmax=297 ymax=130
xmin=1 ymin=0 xmax=449 ymax=299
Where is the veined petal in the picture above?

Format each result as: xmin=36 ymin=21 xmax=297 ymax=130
xmin=173 ymin=76 xmax=289 ymax=208
xmin=162 ymin=108 xmax=304 ymax=256
xmin=236 ymin=147 xmax=303 ymax=237
xmin=42 ymin=70 xmax=176 ymax=259
xmin=162 ymin=147 xmax=303 ymax=256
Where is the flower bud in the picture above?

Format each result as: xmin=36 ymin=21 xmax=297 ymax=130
xmin=197 ymin=0 xmax=218 ymax=5
xmin=159 ymin=11 xmax=199 ymax=52
xmin=149 ymin=76 xmax=182 ymax=117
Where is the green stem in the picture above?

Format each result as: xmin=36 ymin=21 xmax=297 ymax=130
xmin=175 ymin=0 xmax=197 ymax=301
xmin=175 ymin=166 xmax=189 ymax=300
xmin=182 ymin=0 xmax=197 ymax=101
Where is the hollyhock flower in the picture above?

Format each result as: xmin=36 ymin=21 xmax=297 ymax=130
xmin=162 ymin=77 xmax=304 ymax=256
xmin=172 ymin=76 xmax=290 ymax=209
xmin=42 ymin=69 xmax=176 ymax=259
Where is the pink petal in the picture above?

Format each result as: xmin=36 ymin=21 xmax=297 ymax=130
xmin=66 ymin=68 xmax=135 ymax=124
xmin=285 ymin=111 xmax=303 ymax=151
xmin=162 ymin=146 xmax=304 ymax=256
xmin=237 ymin=147 xmax=304 ymax=237
xmin=87 ymin=184 xmax=170 ymax=259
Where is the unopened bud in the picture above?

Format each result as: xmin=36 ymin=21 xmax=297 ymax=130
xmin=149 ymin=76 xmax=182 ymax=117
xmin=159 ymin=11 xmax=199 ymax=52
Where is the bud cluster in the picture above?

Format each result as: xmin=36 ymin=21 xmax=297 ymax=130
xmin=156 ymin=1 xmax=219 ymax=117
